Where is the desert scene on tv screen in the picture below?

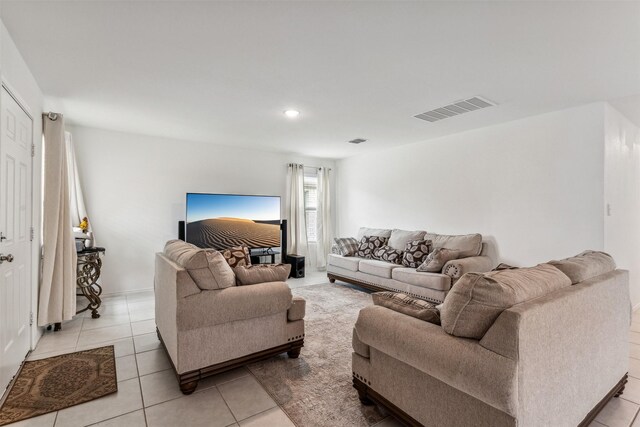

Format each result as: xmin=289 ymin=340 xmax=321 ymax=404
xmin=186 ymin=194 xmax=280 ymax=250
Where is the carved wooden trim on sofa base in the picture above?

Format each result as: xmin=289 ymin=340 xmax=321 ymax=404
xmin=353 ymin=376 xmax=422 ymax=427
xmin=354 ymin=373 xmax=629 ymax=427
xmin=578 ymin=373 xmax=628 ymax=427
xmin=157 ymin=328 xmax=304 ymax=394
xmin=327 ymin=273 xmax=443 ymax=304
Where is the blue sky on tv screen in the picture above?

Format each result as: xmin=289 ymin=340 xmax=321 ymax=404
xmin=187 ymin=194 xmax=281 ymax=223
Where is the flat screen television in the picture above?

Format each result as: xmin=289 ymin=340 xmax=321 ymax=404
xmin=185 ymin=193 xmax=281 ymax=250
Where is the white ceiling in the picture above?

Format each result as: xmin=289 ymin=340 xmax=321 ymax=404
xmin=1 ymin=1 xmax=639 ymax=159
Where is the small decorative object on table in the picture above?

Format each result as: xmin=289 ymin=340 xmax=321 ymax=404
xmin=76 ymin=247 xmax=106 ymax=319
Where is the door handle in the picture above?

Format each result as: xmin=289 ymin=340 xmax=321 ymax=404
xmin=0 ymin=254 xmax=14 ymax=264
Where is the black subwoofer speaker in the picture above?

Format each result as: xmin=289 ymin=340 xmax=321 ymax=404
xmin=178 ymin=221 xmax=186 ymax=241
xmin=286 ymin=254 xmax=305 ymax=278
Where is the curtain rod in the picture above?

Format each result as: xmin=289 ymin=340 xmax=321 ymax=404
xmin=288 ymin=163 xmax=332 ymax=171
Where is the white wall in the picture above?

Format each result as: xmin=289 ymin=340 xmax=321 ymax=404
xmin=337 ymin=103 xmax=605 ymax=267
xmin=604 ymin=104 xmax=640 ymax=308
xmin=0 ymin=19 xmax=44 ymax=346
xmin=69 ymin=126 xmax=336 ymax=295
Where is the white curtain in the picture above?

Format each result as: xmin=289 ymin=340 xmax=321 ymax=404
xmin=66 ymin=132 xmax=91 ymax=235
xmin=316 ymin=167 xmax=332 ymax=269
xmin=287 ymin=163 xmax=308 ymax=258
xmin=39 ymin=113 xmax=77 ymax=326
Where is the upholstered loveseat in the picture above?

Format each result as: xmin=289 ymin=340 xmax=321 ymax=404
xmin=328 ymin=227 xmax=493 ymax=303
xmin=155 ymin=240 xmax=306 ymax=394
xmin=352 ymin=251 xmax=630 ymax=426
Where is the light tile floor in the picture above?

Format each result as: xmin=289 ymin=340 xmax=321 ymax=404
xmin=6 ymin=271 xmax=637 ymax=427
xmin=5 ymin=271 xmax=397 ymax=427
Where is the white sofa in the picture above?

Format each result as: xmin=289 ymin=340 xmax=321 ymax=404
xmin=328 ymin=227 xmax=493 ymax=303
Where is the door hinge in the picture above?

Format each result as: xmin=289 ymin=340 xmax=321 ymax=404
xmin=29 ymin=312 xmax=34 ymax=326
xmin=30 ymin=226 xmax=34 ymax=242
xmin=31 ymin=144 xmax=35 ymax=157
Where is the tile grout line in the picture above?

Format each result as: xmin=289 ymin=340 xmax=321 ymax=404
xmin=629 ymin=407 xmax=640 ymax=427
xmin=134 ymin=353 xmax=150 ymax=427
xmin=215 ymin=383 xmax=240 ymax=425
xmin=245 ymin=369 xmax=297 ymax=426
xmin=83 ymin=408 xmax=143 ymax=426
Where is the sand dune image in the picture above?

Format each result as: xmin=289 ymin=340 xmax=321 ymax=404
xmin=187 ymin=218 xmax=280 ymax=250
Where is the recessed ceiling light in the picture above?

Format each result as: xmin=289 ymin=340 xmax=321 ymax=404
xmin=284 ymin=110 xmax=300 ymax=118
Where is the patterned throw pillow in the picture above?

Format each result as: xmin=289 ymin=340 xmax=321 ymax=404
xmin=372 ymin=292 xmax=441 ymax=324
xmin=221 ymin=245 xmax=251 ymax=268
xmin=331 ymin=243 xmax=341 ymax=255
xmin=356 ymin=236 xmax=388 ymax=259
xmin=333 ymin=237 xmax=359 ymax=257
xmin=417 ymin=248 xmax=460 ymax=273
xmin=402 ymin=239 xmax=432 ymax=268
xmin=373 ymin=245 xmax=404 ymax=265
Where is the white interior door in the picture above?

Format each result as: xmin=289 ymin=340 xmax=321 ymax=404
xmin=0 ymin=86 xmax=33 ymax=392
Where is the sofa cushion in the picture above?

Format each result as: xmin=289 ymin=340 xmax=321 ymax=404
xmin=548 ymin=250 xmax=616 ymax=284
xmin=425 ymin=233 xmax=482 ymax=258
xmin=178 ymin=281 xmax=292 ymax=330
xmin=221 ymin=245 xmax=251 ymax=268
xmin=356 ymin=236 xmax=389 ymax=259
xmin=417 ymin=248 xmax=461 ymax=273
xmin=164 ymin=239 xmax=207 ymax=268
xmin=372 ymin=292 xmax=441 ymax=324
xmin=234 ymin=264 xmax=291 ymax=286
xmin=373 ymin=245 xmax=404 ymax=265
xmin=356 ymin=227 xmax=392 ymax=240
xmin=391 ymin=268 xmax=452 ymax=291
xmin=402 ymin=239 xmax=432 ymax=268
xmin=163 ymin=240 xmax=236 ymax=290
xmin=388 ymin=229 xmax=427 ymax=251
xmin=359 ymin=259 xmax=401 ymax=279
xmin=333 ymin=237 xmax=359 ymax=256
xmin=328 ymin=254 xmax=361 ymax=272
xmin=441 ymin=263 xmax=571 ymax=339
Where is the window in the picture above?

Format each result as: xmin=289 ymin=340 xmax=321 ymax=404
xmin=304 ymin=173 xmax=318 ymax=243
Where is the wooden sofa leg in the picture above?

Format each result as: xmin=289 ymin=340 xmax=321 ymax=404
xmin=288 ymin=347 xmax=301 ymax=358
xmin=329 ymin=277 xmax=336 ymax=283
xmin=357 ymin=388 xmax=374 ymax=405
xmin=180 ymin=380 xmax=199 ymax=395
xmin=615 ymin=376 xmax=629 ymax=397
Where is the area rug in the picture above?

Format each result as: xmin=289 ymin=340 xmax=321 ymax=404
xmin=0 ymin=346 xmax=117 ymax=426
xmin=248 ymin=283 xmax=386 ymax=427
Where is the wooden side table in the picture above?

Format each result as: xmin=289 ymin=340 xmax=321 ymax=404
xmin=76 ymin=247 xmax=106 ymax=319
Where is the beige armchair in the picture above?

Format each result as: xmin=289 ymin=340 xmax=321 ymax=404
xmin=154 ymin=249 xmax=305 ymax=394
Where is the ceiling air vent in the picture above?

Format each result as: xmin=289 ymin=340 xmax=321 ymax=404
xmin=414 ymin=96 xmax=496 ymax=123
xmin=348 ymin=138 xmax=367 ymax=144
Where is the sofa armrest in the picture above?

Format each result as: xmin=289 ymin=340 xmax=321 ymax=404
xmin=442 ymin=255 xmax=493 ymax=281
xmin=480 ymin=269 xmax=630 ymax=426
xmin=178 ymin=281 xmax=292 ymax=330
xmin=355 ymin=305 xmax=517 ymax=416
